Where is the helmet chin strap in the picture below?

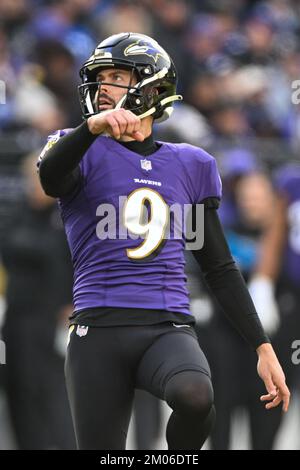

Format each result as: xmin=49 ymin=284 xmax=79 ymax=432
xmin=114 ymin=93 xmax=183 ymax=119
xmin=113 ymin=65 xmax=183 ymax=120
xmin=139 ymin=94 xmax=183 ymax=120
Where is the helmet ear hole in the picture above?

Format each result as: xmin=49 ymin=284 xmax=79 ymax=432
xmin=141 ymin=66 xmax=152 ymax=76
xmin=126 ymin=91 xmax=144 ymax=109
xmin=143 ymin=86 xmax=158 ymax=107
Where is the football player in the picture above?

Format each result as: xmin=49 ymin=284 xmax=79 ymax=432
xmin=38 ymin=32 xmax=290 ymax=450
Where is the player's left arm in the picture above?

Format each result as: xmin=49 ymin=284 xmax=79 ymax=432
xmin=256 ymin=343 xmax=290 ymax=412
xmin=192 ymin=203 xmax=290 ymax=412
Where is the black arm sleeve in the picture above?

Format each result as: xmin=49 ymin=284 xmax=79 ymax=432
xmin=38 ymin=121 xmax=98 ymax=197
xmin=192 ymin=204 xmax=270 ymax=350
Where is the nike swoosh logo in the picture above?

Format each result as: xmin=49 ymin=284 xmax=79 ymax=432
xmin=172 ymin=323 xmax=191 ymax=328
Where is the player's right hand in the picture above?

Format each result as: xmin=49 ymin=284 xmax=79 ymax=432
xmin=87 ymin=109 xmax=145 ymax=141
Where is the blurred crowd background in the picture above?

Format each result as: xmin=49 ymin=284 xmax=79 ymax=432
xmin=0 ymin=0 xmax=300 ymax=450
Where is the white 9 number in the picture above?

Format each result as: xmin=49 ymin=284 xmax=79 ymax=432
xmin=124 ymin=188 xmax=169 ymax=260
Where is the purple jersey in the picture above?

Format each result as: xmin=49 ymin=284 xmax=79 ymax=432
xmin=46 ymin=130 xmax=222 ymax=316
xmin=274 ymin=163 xmax=300 ymax=285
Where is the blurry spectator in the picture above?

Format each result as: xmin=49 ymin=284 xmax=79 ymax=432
xmin=242 ymin=14 xmax=276 ymax=65
xmin=149 ymin=0 xmax=196 ymax=93
xmin=14 ymin=64 xmax=68 ymax=135
xmin=206 ymin=163 xmax=285 ymax=449
xmin=155 ymin=102 xmax=212 ymax=148
xmin=217 ymin=148 xmax=258 ymax=227
xmin=33 ymin=40 xmax=82 ymax=126
xmin=185 ymin=14 xmax=223 ymax=65
xmin=209 ymin=101 xmax=252 ymax=150
xmin=0 ymin=26 xmax=21 ymax=129
xmin=1 ymin=152 xmax=75 ymax=449
xmin=250 ymin=162 xmax=300 ymax=408
xmin=0 ymin=0 xmax=34 ymax=61
xmin=30 ymin=0 xmax=97 ymax=64
xmin=93 ymin=1 xmax=153 ymax=39
xmin=222 ymin=65 xmax=283 ymax=138
xmin=30 ymin=0 xmax=97 ymax=40
xmin=187 ymin=72 xmax=220 ymax=119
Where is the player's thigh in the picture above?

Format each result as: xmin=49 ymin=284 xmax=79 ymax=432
xmin=65 ymin=326 xmax=134 ymax=449
xmin=136 ymin=324 xmax=211 ymax=399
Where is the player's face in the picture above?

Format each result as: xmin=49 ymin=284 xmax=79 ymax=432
xmin=95 ymin=68 xmax=137 ymax=111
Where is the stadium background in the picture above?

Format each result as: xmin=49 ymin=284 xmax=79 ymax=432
xmin=0 ymin=0 xmax=299 ymax=449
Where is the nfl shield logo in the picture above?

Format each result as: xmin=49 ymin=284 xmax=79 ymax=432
xmin=141 ymin=159 xmax=152 ymax=171
xmin=76 ymin=325 xmax=89 ymax=337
